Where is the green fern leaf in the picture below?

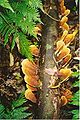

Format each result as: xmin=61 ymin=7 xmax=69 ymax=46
xmin=0 ymin=0 xmax=42 ymax=57
xmin=0 ymin=104 xmax=5 ymax=119
xmin=70 ymin=90 xmax=80 ymax=106
xmin=11 ymin=32 xmax=17 ymax=50
xmin=0 ymin=16 xmax=7 ymax=33
xmin=71 ymin=110 xmax=79 ymax=120
xmin=2 ymin=25 xmax=9 ymax=36
xmin=4 ymin=28 xmax=13 ymax=46
xmin=12 ymin=96 xmax=26 ymax=109
xmin=72 ymin=71 xmax=79 ymax=78
xmin=11 ymin=107 xmax=31 ymax=119
xmin=0 ymin=93 xmax=32 ymax=119
xmin=19 ymin=32 xmax=33 ymax=60
xmin=0 ymin=104 xmax=5 ymax=113
xmin=0 ymin=0 xmax=14 ymax=12
xmin=72 ymin=80 xmax=79 ymax=87
xmin=28 ymin=0 xmax=42 ymax=9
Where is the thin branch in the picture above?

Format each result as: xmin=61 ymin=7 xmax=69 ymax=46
xmin=41 ymin=8 xmax=60 ymax=22
xmin=49 ymin=77 xmax=69 ymax=89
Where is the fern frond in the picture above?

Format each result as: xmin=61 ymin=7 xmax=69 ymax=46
xmin=0 ymin=104 xmax=5 ymax=119
xmin=2 ymin=25 xmax=10 ymax=36
xmin=12 ymin=94 xmax=26 ymax=108
xmin=11 ymin=107 xmax=31 ymax=119
xmin=71 ymin=110 xmax=79 ymax=120
xmin=0 ymin=104 xmax=5 ymax=114
xmin=28 ymin=0 xmax=42 ymax=9
xmin=0 ymin=93 xmax=32 ymax=119
xmin=19 ymin=32 xmax=33 ymax=60
xmin=4 ymin=27 xmax=13 ymax=45
xmin=0 ymin=0 xmax=14 ymax=12
xmin=72 ymin=80 xmax=79 ymax=87
xmin=0 ymin=0 xmax=42 ymax=59
xmin=11 ymin=32 xmax=17 ymax=50
xmin=72 ymin=71 xmax=79 ymax=78
xmin=70 ymin=90 xmax=80 ymax=106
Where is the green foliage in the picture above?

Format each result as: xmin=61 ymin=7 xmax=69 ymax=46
xmin=71 ymin=110 xmax=79 ymax=120
xmin=72 ymin=80 xmax=79 ymax=87
xmin=72 ymin=71 xmax=79 ymax=78
xmin=0 ymin=104 xmax=5 ymax=119
xmin=69 ymin=71 xmax=79 ymax=120
xmin=0 ymin=94 xmax=31 ymax=119
xmin=19 ymin=32 xmax=33 ymax=60
xmin=0 ymin=0 xmax=42 ymax=59
xmin=71 ymin=71 xmax=79 ymax=87
xmin=70 ymin=90 xmax=80 ymax=106
xmin=0 ymin=0 xmax=14 ymax=12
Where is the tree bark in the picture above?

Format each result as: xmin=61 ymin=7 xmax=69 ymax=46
xmin=39 ymin=0 xmax=60 ymax=119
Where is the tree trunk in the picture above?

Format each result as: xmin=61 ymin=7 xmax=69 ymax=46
xmin=39 ymin=0 xmax=60 ymax=119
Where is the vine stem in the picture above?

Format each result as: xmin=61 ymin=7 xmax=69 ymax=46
xmin=41 ymin=8 xmax=60 ymax=22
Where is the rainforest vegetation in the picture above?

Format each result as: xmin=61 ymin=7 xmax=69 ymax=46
xmin=0 ymin=0 xmax=79 ymax=119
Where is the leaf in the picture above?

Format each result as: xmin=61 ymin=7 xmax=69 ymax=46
xmin=2 ymin=25 xmax=9 ymax=36
xmin=11 ymin=32 xmax=18 ymax=50
xmin=19 ymin=32 xmax=33 ymax=60
xmin=28 ymin=0 xmax=42 ymax=9
xmin=4 ymin=28 xmax=13 ymax=46
xmin=0 ymin=104 xmax=5 ymax=113
xmin=12 ymin=112 xmax=31 ymax=119
xmin=0 ymin=104 xmax=6 ymax=119
xmin=71 ymin=110 xmax=79 ymax=120
xmin=70 ymin=90 xmax=80 ymax=106
xmin=12 ymin=94 xmax=26 ymax=109
xmin=72 ymin=71 xmax=79 ymax=78
xmin=0 ymin=0 xmax=14 ymax=12
xmin=72 ymin=80 xmax=79 ymax=87
xmin=0 ymin=93 xmax=31 ymax=119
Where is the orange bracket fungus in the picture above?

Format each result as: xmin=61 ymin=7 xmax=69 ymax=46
xmin=21 ymin=59 xmax=40 ymax=103
xmin=56 ymin=46 xmax=70 ymax=61
xmin=59 ymin=68 xmax=72 ymax=80
xmin=30 ymin=45 xmax=39 ymax=57
xmin=25 ymin=89 xmax=37 ymax=103
xmin=60 ymin=16 xmax=68 ymax=26
xmin=63 ymin=9 xmax=70 ymax=16
xmin=61 ymin=89 xmax=73 ymax=106
xmin=48 ymin=0 xmax=77 ymax=90
xmin=61 ymin=54 xmax=72 ymax=66
xmin=61 ymin=23 xmax=69 ymax=31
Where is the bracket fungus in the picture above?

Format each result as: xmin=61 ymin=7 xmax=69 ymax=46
xmin=30 ymin=45 xmax=39 ymax=57
xmin=25 ymin=89 xmax=37 ymax=103
xmin=21 ymin=59 xmax=40 ymax=103
xmin=59 ymin=68 xmax=72 ymax=80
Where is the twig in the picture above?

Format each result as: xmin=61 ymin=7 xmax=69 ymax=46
xmin=49 ymin=77 xmax=69 ymax=89
xmin=41 ymin=8 xmax=60 ymax=22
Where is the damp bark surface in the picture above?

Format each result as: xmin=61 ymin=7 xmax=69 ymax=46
xmin=39 ymin=1 xmax=60 ymax=119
